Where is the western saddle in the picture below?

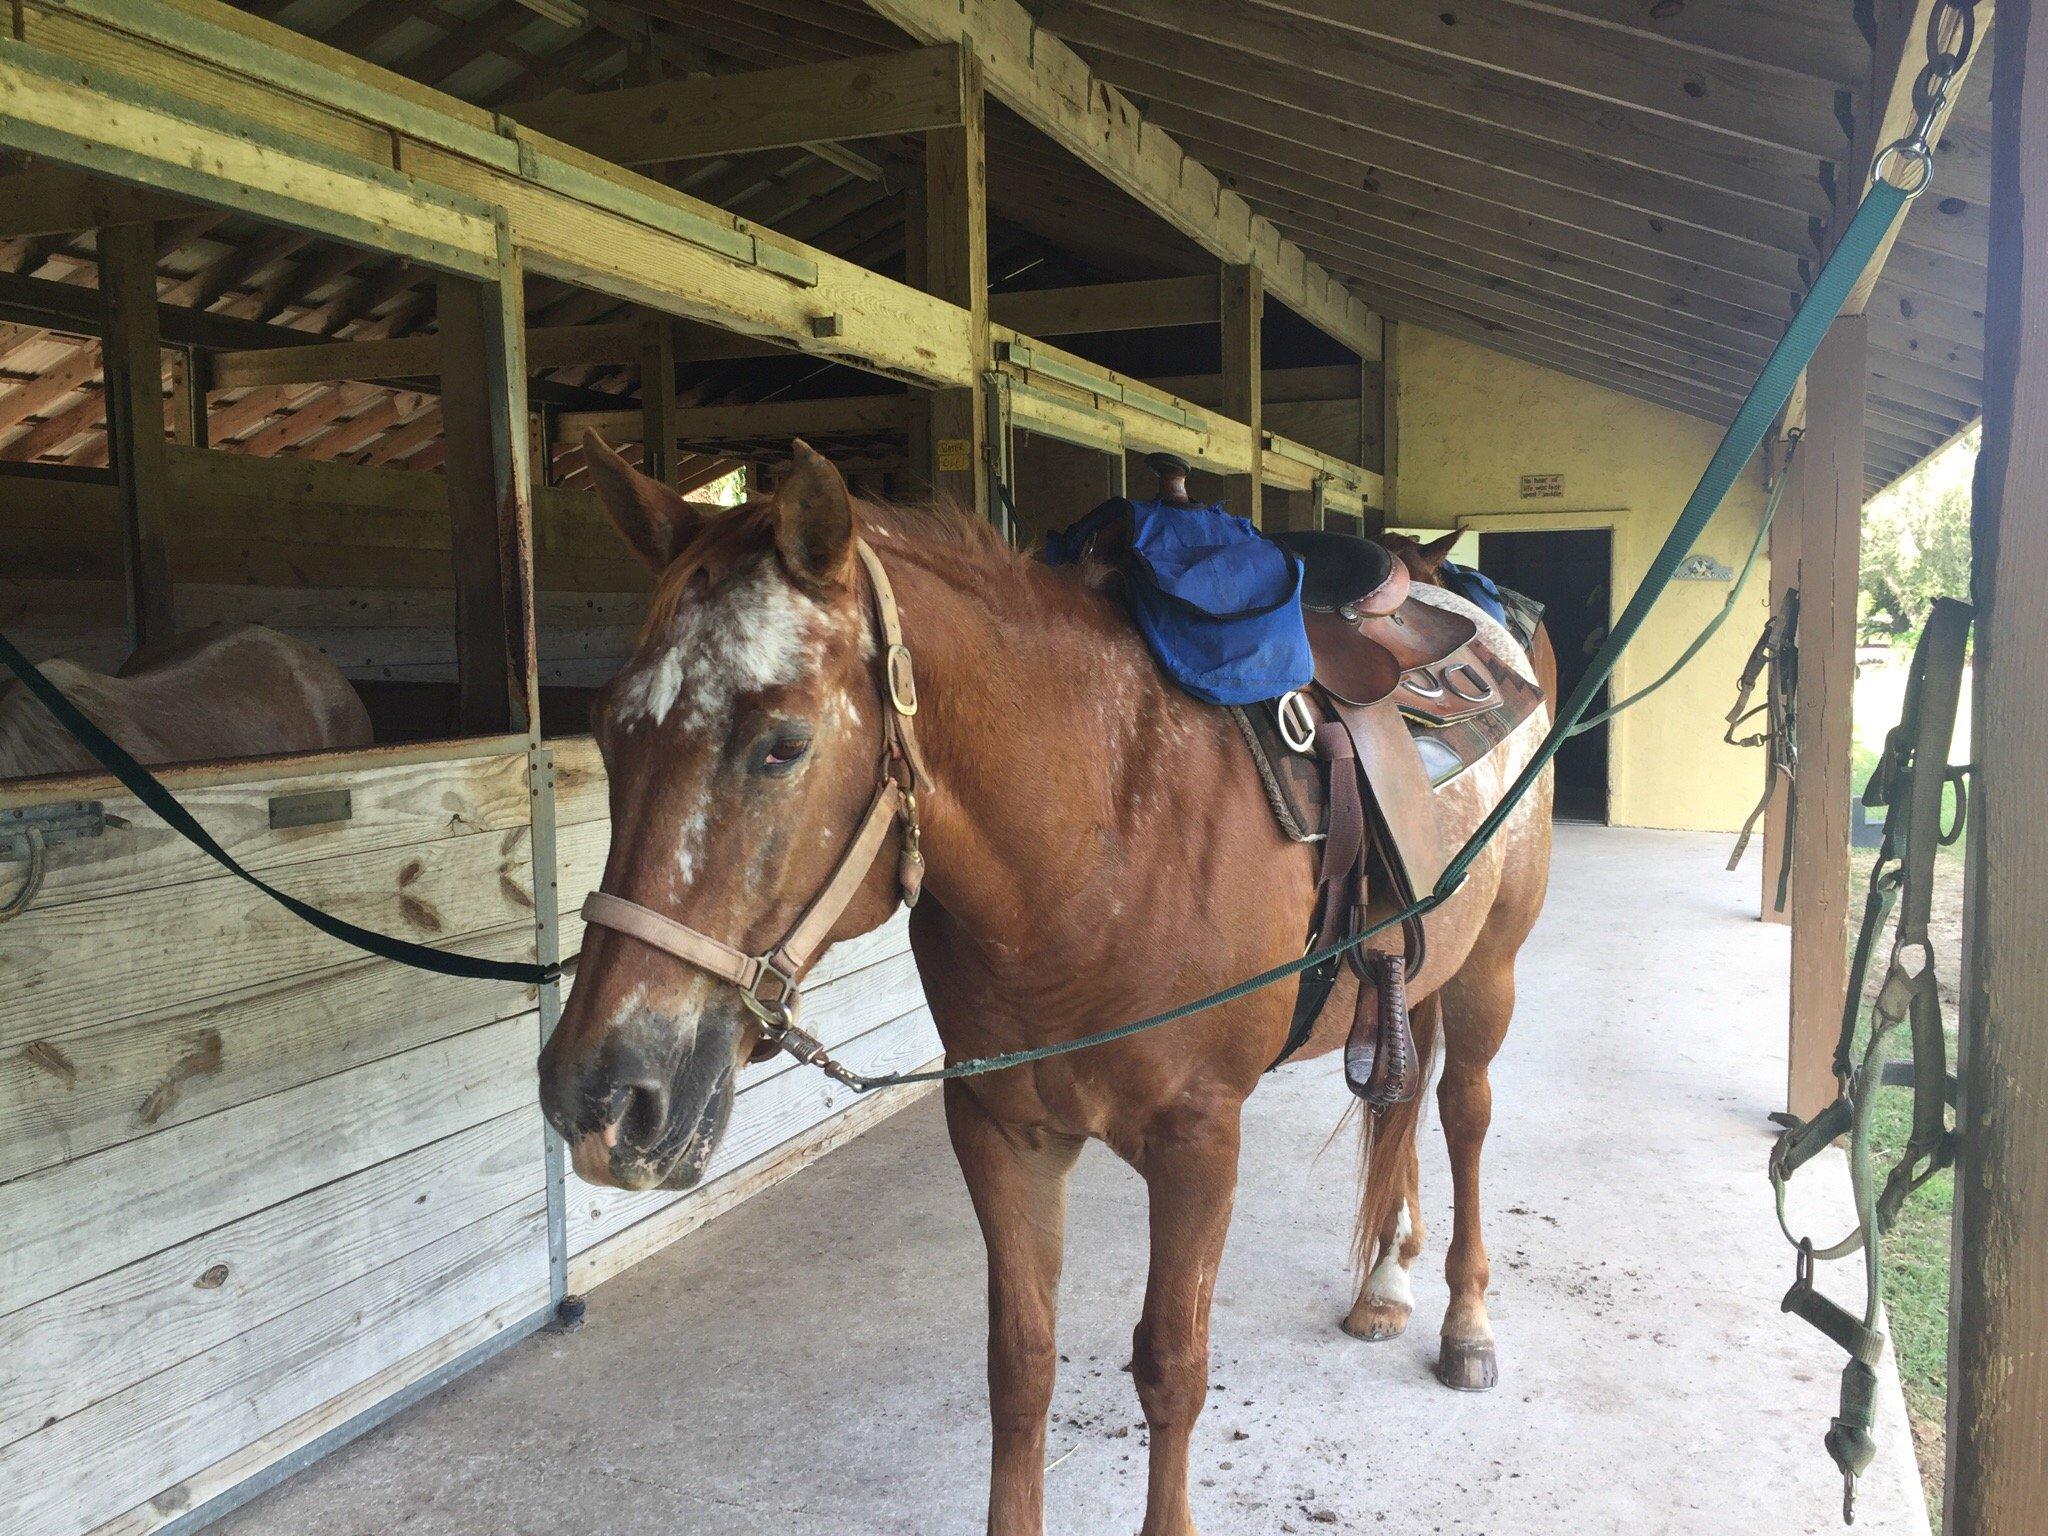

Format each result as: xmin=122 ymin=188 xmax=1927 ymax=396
xmin=1125 ymin=455 xmax=1545 ymax=1109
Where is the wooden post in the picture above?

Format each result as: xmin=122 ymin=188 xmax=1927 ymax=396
xmin=1221 ymin=262 xmax=1263 ymax=524
xmin=166 ymin=346 xmax=207 ymax=449
xmin=916 ymin=46 xmax=986 ymax=517
xmin=97 ymin=221 xmax=173 ymax=647
xmin=1783 ymin=316 xmax=1865 ymax=1121
xmin=638 ymin=313 xmax=678 ymax=485
xmin=437 ymin=227 xmax=537 ymax=735
xmin=1949 ymin=1 xmax=2048 ymax=1527
xmin=1380 ymin=320 xmax=1399 ymax=517
xmin=1760 ymin=430 xmax=1803 ymax=927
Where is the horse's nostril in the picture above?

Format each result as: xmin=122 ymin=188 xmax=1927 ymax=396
xmin=619 ymin=1079 xmax=671 ymax=1148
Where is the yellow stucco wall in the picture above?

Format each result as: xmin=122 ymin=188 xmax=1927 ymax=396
xmin=1391 ymin=326 xmax=1773 ymax=833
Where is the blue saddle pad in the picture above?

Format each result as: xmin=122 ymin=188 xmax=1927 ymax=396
xmin=1044 ymin=497 xmax=1312 ymax=706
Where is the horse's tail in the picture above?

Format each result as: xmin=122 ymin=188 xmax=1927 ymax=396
xmin=1351 ymin=995 xmax=1440 ymax=1273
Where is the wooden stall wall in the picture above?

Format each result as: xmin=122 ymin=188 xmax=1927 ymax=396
xmin=1 ymin=448 xmax=649 ymax=688
xmin=0 ymin=741 xmax=552 ymax=1536
xmin=548 ymin=738 xmax=940 ymax=1292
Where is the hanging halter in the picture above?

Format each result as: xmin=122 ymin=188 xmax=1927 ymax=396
xmin=577 ymin=541 xmax=927 ymax=1084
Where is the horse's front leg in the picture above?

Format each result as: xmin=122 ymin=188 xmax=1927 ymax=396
xmin=1131 ymin=1111 xmax=1243 ymax=1536
xmin=945 ymin=1081 xmax=1084 ymax=1536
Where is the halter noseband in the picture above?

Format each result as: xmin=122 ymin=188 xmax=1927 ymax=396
xmin=578 ymin=540 xmax=927 ymax=1083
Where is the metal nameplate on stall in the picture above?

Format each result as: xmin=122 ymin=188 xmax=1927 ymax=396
xmin=0 ymin=801 xmax=105 ymax=860
xmin=268 ymin=788 xmax=353 ymax=830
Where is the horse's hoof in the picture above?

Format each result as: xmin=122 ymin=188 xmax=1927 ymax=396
xmin=1340 ymin=1300 xmax=1411 ymax=1341
xmin=1436 ymin=1339 xmax=1498 ymax=1391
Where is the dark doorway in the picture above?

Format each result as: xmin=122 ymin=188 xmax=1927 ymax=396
xmin=1478 ymin=527 xmax=1613 ymax=823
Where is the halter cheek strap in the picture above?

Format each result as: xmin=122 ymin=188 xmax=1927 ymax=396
xmin=577 ymin=540 xmax=926 ymax=1084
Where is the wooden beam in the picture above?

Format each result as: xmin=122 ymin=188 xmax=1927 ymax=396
xmin=1380 ymin=320 xmax=1399 ymax=512
xmin=915 ymin=43 xmax=987 ymax=516
xmin=1841 ymin=2 xmax=1995 ymax=313
xmin=1951 ymin=2 xmax=2048 ymax=1525
xmin=1784 ymin=316 xmax=1866 ymax=1119
xmin=510 ymin=46 xmax=967 ymax=164
xmin=558 ymin=394 xmax=913 ymax=448
xmin=436 ymin=245 xmax=537 ymax=734
xmin=210 ymin=320 xmax=645 ymax=390
xmin=862 ymin=0 xmax=1381 ymax=359
xmin=0 ymin=166 xmax=191 ymax=237
xmin=990 ymin=276 xmax=1220 ymax=337
xmin=1220 ymin=264 xmax=1262 ymax=523
xmin=96 ymin=221 xmax=173 ymax=647
xmin=637 ymin=311 xmax=678 ymax=484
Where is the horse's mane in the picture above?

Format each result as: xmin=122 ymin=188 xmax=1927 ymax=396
xmin=638 ymin=489 xmax=1063 ymax=644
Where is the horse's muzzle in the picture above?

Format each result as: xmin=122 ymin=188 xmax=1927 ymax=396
xmin=538 ymin=1014 xmax=741 ymax=1191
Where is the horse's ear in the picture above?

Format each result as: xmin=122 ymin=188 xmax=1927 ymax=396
xmin=581 ymin=431 xmax=705 ymax=570
xmin=771 ymin=439 xmax=856 ymax=589
xmin=1418 ymin=531 xmax=1463 ymax=574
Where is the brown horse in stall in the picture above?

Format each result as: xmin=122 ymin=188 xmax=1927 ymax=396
xmin=0 ymin=622 xmax=371 ymax=781
xmin=539 ymin=438 xmax=1555 ymax=1536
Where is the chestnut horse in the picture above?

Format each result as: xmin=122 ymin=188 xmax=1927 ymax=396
xmin=540 ymin=439 xmax=1554 ymax=1536
xmin=0 ymin=622 xmax=370 ymax=782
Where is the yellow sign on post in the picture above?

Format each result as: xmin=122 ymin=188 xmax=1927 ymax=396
xmin=936 ymin=437 xmax=973 ymax=473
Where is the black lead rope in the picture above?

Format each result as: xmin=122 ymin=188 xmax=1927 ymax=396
xmin=0 ymin=629 xmax=556 ymax=987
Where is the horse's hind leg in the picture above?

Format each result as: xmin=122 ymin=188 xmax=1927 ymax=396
xmin=945 ymin=1082 xmax=1084 ymax=1536
xmin=1341 ymin=995 xmax=1436 ymax=1342
xmin=1433 ymin=946 xmax=1517 ymax=1391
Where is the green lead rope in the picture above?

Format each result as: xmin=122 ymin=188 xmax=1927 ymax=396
xmin=843 ymin=175 xmax=1915 ymax=1095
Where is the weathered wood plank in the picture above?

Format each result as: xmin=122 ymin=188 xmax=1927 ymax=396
xmin=512 ymin=46 xmax=966 ymax=164
xmin=0 ymin=166 xmax=190 ymax=236
xmin=0 ymin=1197 xmax=546 ymax=1536
xmin=1220 ymin=264 xmax=1262 ymax=522
xmin=2 ymin=749 xmax=530 ymax=910
xmin=0 ymin=918 xmax=539 ymax=1184
xmin=209 ymin=320 xmax=644 ymax=392
xmin=0 ymin=1013 xmax=538 ymax=1319
xmin=558 ymin=394 xmax=912 ymax=449
xmin=0 ymin=824 xmax=537 ymax=1048
xmin=991 ymin=276 xmax=1220 ymax=337
xmin=0 ymin=1106 xmax=540 ymax=1448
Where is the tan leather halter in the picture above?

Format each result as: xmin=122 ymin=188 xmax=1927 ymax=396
xmin=578 ymin=540 xmax=927 ymax=1081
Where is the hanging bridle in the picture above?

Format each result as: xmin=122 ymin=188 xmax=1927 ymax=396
xmin=578 ymin=540 xmax=928 ymax=1085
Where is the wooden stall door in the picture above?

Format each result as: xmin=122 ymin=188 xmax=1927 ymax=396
xmin=0 ymin=742 xmax=552 ymax=1536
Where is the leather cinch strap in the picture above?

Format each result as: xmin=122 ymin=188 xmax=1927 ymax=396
xmin=578 ymin=539 xmax=924 ymax=1043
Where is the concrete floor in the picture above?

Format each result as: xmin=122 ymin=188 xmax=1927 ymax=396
xmin=218 ymin=827 xmax=1928 ymax=1536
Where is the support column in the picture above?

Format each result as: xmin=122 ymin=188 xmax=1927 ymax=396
xmin=437 ymin=225 xmax=537 ymax=735
xmin=638 ymin=312 xmax=677 ymax=485
xmin=916 ymin=46 xmax=986 ymax=517
xmin=167 ymin=346 xmax=207 ymax=449
xmin=1950 ymin=1 xmax=2048 ymax=1526
xmin=1220 ymin=262 xmax=1262 ymax=524
xmin=1760 ymin=429 xmax=1803 ymax=925
xmin=97 ymin=222 xmax=173 ymax=647
xmin=1784 ymin=316 xmax=1865 ymax=1121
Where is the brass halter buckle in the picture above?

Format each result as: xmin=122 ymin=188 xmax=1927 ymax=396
xmin=741 ymin=956 xmax=801 ymax=1034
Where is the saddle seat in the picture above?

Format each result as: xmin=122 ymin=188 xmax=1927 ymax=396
xmin=1241 ymin=538 xmax=1547 ymax=1108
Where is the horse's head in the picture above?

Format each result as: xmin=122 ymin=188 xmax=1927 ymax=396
xmin=538 ymin=435 xmax=909 ymax=1191
xmin=1378 ymin=530 xmax=1462 ymax=587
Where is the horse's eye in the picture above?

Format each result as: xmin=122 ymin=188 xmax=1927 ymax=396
xmin=756 ymin=733 xmax=812 ymax=775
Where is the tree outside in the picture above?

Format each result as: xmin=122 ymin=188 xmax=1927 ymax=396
xmin=1861 ymin=426 xmax=1977 ymax=642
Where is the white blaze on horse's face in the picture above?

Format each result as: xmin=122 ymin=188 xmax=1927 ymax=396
xmin=538 ymin=435 xmax=891 ymax=1194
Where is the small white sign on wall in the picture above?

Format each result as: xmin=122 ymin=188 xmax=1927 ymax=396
xmin=1675 ymin=554 xmax=1735 ymax=582
xmin=1519 ymin=472 xmax=1564 ymax=498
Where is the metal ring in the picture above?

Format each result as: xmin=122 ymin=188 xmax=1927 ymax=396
xmin=0 ymin=828 xmax=46 ymax=924
xmin=1275 ymin=689 xmax=1318 ymax=753
xmin=1403 ymin=668 xmax=1447 ymax=699
xmin=1874 ymin=140 xmax=1935 ymax=197
xmin=1443 ymin=662 xmax=1497 ymax=704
